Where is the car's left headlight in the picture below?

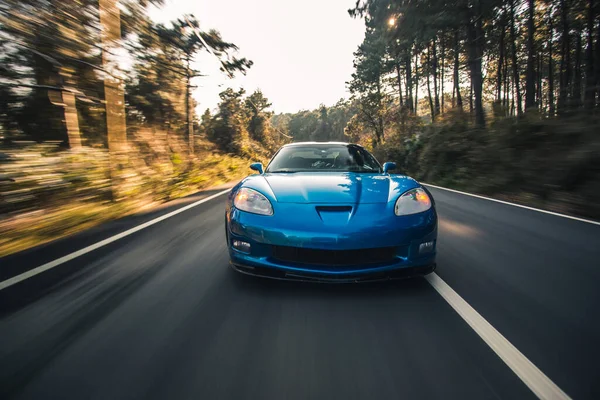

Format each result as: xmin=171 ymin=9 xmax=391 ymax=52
xmin=394 ymin=188 xmax=432 ymax=216
xmin=234 ymin=188 xmax=273 ymax=216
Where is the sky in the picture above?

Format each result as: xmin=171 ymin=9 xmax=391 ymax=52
xmin=147 ymin=0 xmax=366 ymax=114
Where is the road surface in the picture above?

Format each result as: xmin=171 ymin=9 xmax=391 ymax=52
xmin=0 ymin=185 xmax=598 ymax=399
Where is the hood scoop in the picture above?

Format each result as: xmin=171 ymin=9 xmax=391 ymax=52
xmin=316 ymin=205 xmax=353 ymax=226
xmin=315 ymin=206 xmax=353 ymax=212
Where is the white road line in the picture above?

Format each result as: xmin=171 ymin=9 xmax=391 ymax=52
xmin=0 ymin=189 xmax=231 ymax=291
xmin=426 ymin=273 xmax=571 ymax=400
xmin=423 ymin=183 xmax=600 ymax=226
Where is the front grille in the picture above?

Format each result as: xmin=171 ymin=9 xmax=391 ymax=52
xmin=271 ymin=245 xmax=397 ymax=266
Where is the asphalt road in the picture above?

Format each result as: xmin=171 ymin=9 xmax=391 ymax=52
xmin=0 ymin=184 xmax=598 ymax=400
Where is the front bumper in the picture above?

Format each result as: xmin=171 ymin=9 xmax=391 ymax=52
xmin=226 ymin=203 xmax=437 ymax=282
xmin=230 ymin=262 xmax=436 ymax=283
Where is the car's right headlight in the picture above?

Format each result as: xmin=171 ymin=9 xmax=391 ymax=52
xmin=234 ymin=188 xmax=273 ymax=216
xmin=394 ymin=188 xmax=432 ymax=216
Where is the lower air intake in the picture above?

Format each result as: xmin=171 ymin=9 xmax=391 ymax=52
xmin=271 ymin=245 xmax=397 ymax=266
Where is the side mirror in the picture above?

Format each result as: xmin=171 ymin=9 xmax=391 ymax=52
xmin=250 ymin=162 xmax=264 ymax=174
xmin=382 ymin=162 xmax=396 ymax=174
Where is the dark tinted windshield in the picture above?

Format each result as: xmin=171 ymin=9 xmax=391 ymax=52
xmin=266 ymin=144 xmax=382 ymax=173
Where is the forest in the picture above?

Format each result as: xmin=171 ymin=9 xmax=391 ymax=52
xmin=343 ymin=0 xmax=600 ymax=219
xmin=0 ymin=0 xmax=599 ymax=255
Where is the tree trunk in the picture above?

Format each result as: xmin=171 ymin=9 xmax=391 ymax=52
xmin=99 ymin=0 xmax=127 ymax=200
xmin=376 ymin=79 xmax=384 ymax=142
xmin=469 ymin=78 xmax=473 ymax=113
xmin=497 ymin=11 xmax=506 ymax=102
xmin=61 ymin=90 xmax=82 ymax=148
xmin=596 ymin=20 xmax=600 ymax=107
xmin=466 ymin=2 xmax=485 ymax=126
xmin=538 ymin=51 xmax=543 ymax=110
xmin=548 ymin=14 xmax=555 ymax=115
xmin=504 ymin=51 xmax=509 ymax=110
xmin=414 ymin=50 xmax=419 ymax=116
xmin=584 ymin=0 xmax=595 ymax=109
xmin=56 ymin=69 xmax=82 ymax=149
xmin=405 ymin=51 xmax=414 ymax=112
xmin=558 ymin=0 xmax=570 ymax=113
xmin=453 ymin=30 xmax=463 ymax=109
xmin=525 ymin=0 xmax=536 ymax=110
xmin=432 ymin=39 xmax=440 ymax=116
xmin=396 ymin=63 xmax=404 ymax=107
xmin=511 ymin=73 xmax=516 ymax=116
xmin=510 ymin=0 xmax=523 ymax=115
xmin=426 ymin=45 xmax=435 ymax=121
xmin=441 ymin=37 xmax=445 ymax=113
xmin=573 ymin=35 xmax=583 ymax=107
xmin=185 ymin=59 xmax=194 ymax=154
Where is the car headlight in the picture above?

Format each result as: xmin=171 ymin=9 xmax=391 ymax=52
xmin=234 ymin=188 xmax=273 ymax=216
xmin=394 ymin=188 xmax=432 ymax=216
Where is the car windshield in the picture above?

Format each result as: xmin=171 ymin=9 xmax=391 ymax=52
xmin=266 ymin=144 xmax=382 ymax=173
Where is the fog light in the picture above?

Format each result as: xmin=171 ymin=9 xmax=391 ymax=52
xmin=419 ymin=241 xmax=434 ymax=254
xmin=232 ymin=240 xmax=251 ymax=253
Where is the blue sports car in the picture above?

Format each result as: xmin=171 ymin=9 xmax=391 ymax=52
xmin=225 ymin=142 xmax=437 ymax=282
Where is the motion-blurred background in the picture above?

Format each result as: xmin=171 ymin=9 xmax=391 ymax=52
xmin=0 ymin=0 xmax=599 ymax=257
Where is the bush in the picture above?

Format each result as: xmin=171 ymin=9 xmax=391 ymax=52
xmin=376 ymin=111 xmax=600 ymax=219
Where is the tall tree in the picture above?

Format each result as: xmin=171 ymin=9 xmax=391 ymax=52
xmin=497 ymin=9 xmax=507 ymax=103
xmin=245 ymin=90 xmax=273 ymax=146
xmin=525 ymin=0 xmax=537 ymax=110
xmin=558 ymin=0 xmax=571 ymax=113
xmin=548 ymin=6 xmax=556 ymax=115
xmin=453 ymin=30 xmax=463 ymax=109
xmin=157 ymin=17 xmax=252 ymax=153
xmin=509 ymin=0 xmax=523 ymax=115
xmin=432 ymin=38 xmax=441 ymax=116
xmin=465 ymin=0 xmax=486 ymax=126
xmin=584 ymin=0 xmax=596 ymax=108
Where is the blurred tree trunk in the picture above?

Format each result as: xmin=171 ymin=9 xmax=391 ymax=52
xmin=185 ymin=57 xmax=194 ymax=154
xmin=596 ymin=20 xmax=600 ymax=106
xmin=573 ymin=35 xmax=583 ymax=107
xmin=414 ymin=51 xmax=419 ymax=116
xmin=396 ymin=63 xmax=404 ymax=107
xmin=99 ymin=0 xmax=127 ymax=200
xmin=537 ymin=51 xmax=543 ymax=110
xmin=509 ymin=0 xmax=523 ymax=115
xmin=426 ymin=45 xmax=435 ymax=121
xmin=525 ymin=0 xmax=536 ymax=110
xmin=405 ymin=51 xmax=414 ymax=112
xmin=465 ymin=2 xmax=485 ymax=126
xmin=432 ymin=38 xmax=440 ymax=116
xmin=453 ymin=30 xmax=463 ymax=109
xmin=548 ymin=12 xmax=555 ymax=115
xmin=504 ymin=54 xmax=509 ymax=110
xmin=558 ymin=0 xmax=570 ymax=113
xmin=376 ymin=79 xmax=384 ymax=142
xmin=497 ymin=12 xmax=506 ymax=103
xmin=441 ymin=37 xmax=445 ymax=114
xmin=596 ymin=21 xmax=600 ymax=107
xmin=584 ymin=0 xmax=595 ymax=109
xmin=469 ymin=79 xmax=473 ymax=113
xmin=61 ymin=90 xmax=82 ymax=148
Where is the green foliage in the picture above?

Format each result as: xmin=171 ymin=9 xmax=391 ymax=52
xmin=272 ymin=100 xmax=357 ymax=143
xmin=245 ymin=90 xmax=274 ymax=147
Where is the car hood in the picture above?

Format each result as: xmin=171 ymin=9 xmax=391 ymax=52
xmin=261 ymin=172 xmax=419 ymax=204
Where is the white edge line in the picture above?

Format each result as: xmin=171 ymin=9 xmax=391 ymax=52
xmin=422 ymin=183 xmax=600 ymax=226
xmin=0 ymin=189 xmax=231 ymax=291
xmin=425 ymin=273 xmax=571 ymax=400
